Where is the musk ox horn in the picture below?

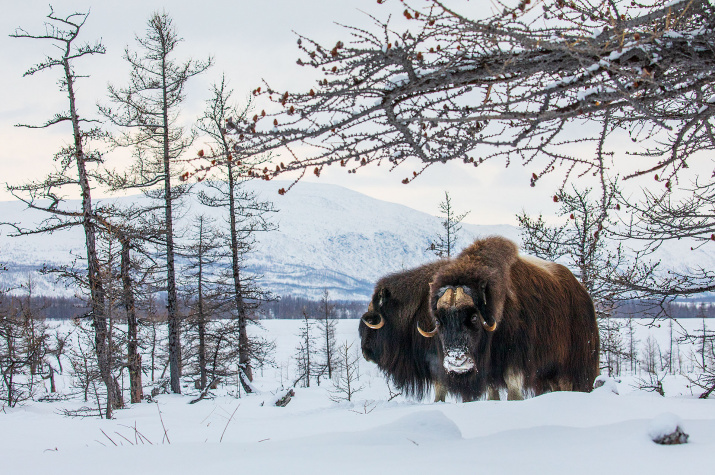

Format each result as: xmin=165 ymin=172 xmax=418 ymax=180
xmin=436 ymin=287 xmax=455 ymax=310
xmin=482 ymin=318 xmax=497 ymax=332
xmin=417 ymin=320 xmax=439 ymax=338
xmin=362 ymin=313 xmax=385 ymax=330
xmin=454 ymin=287 xmax=475 ymax=307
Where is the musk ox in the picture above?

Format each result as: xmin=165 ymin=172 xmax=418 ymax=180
xmin=420 ymin=236 xmax=599 ymax=401
xmin=359 ymin=261 xmax=449 ymax=402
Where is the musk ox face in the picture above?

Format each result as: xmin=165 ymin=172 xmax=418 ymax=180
xmin=359 ymin=288 xmax=396 ymax=365
xmin=424 ymin=280 xmax=497 ymax=376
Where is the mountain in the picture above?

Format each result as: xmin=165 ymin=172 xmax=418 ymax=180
xmin=0 ymin=180 xmax=711 ymax=301
xmin=0 ymin=181 xmax=517 ymax=300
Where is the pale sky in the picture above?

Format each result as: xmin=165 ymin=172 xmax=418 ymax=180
xmin=0 ymin=0 xmax=647 ymax=226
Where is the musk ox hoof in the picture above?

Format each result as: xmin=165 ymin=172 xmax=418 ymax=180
xmin=443 ymin=350 xmax=475 ymax=374
xmin=649 ymin=413 xmax=689 ymax=445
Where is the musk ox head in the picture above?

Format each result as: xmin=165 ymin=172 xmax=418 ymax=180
xmin=359 ymin=287 xmax=393 ymax=364
xmin=359 ymin=261 xmax=447 ymax=399
xmin=421 ymin=237 xmax=518 ymax=377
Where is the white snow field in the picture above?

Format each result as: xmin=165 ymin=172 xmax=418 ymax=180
xmin=1 ymin=318 xmax=713 ymax=475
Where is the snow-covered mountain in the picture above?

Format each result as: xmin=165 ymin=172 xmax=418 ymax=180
xmin=0 ymin=181 xmax=516 ymax=300
xmin=0 ymin=180 xmax=711 ymax=301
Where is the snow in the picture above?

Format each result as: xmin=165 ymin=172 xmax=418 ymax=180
xmin=1 ymin=318 xmax=714 ymax=474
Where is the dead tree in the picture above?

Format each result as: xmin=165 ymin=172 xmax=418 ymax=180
xmin=212 ymin=1 xmax=714 ymax=187
xmin=517 ymin=181 xmax=670 ymax=373
xmin=6 ymin=7 xmax=121 ymax=417
xmin=212 ymin=0 xmax=715 ymax=300
xmin=294 ymin=310 xmax=316 ymax=388
xmin=428 ymin=191 xmax=469 ymax=259
xmin=179 ymin=214 xmax=225 ymax=391
xmin=330 ymin=340 xmax=364 ymax=403
xmin=316 ymin=289 xmax=337 ymax=382
xmin=99 ymin=11 xmax=212 ymax=394
xmin=194 ymin=78 xmax=277 ymax=384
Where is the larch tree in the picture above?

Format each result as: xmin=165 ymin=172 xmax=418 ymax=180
xmin=194 ymin=77 xmax=277 ymax=387
xmin=6 ymin=7 xmax=122 ymax=417
xmin=206 ymin=0 xmax=715 ymax=298
xmin=428 ymin=191 xmax=469 ymax=259
xmin=316 ymin=289 xmax=337 ymax=382
xmin=180 ymin=214 xmax=225 ymax=391
xmin=99 ymin=11 xmax=212 ymax=394
xmin=94 ymin=204 xmax=164 ymax=404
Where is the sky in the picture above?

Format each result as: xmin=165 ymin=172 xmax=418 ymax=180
xmin=0 ymin=0 xmax=647 ymax=226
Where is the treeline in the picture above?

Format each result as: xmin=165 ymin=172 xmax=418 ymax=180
xmin=0 ymin=294 xmax=369 ymax=321
xmin=262 ymin=295 xmax=368 ymax=320
xmin=614 ymin=301 xmax=715 ymax=320
xmin=2 ymin=294 xmax=713 ymax=321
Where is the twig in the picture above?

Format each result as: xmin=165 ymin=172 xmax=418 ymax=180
xmin=100 ymin=429 xmax=118 ymax=446
xmin=156 ymin=403 xmax=170 ymax=444
xmin=220 ymin=404 xmax=241 ymax=443
xmin=114 ymin=431 xmax=135 ymax=446
xmin=118 ymin=423 xmax=154 ymax=445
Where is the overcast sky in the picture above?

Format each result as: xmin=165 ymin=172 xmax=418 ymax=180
xmin=1 ymin=0 xmax=595 ymax=226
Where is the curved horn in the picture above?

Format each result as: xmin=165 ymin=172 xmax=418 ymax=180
xmin=362 ymin=314 xmax=384 ymax=330
xmin=417 ymin=321 xmax=440 ymax=338
xmin=482 ymin=319 xmax=497 ymax=332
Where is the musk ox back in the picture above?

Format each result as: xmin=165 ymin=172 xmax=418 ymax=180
xmin=359 ymin=261 xmax=448 ymax=401
xmin=425 ymin=236 xmax=599 ymax=400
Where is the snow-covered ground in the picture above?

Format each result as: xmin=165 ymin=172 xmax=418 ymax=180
xmin=1 ymin=318 xmax=713 ymax=475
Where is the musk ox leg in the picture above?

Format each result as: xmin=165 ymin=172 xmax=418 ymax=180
xmin=505 ymin=369 xmax=525 ymax=401
xmin=434 ymin=381 xmax=447 ymax=403
xmin=487 ymin=386 xmax=500 ymax=401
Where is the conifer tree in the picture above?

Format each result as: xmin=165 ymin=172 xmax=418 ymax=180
xmin=100 ymin=11 xmax=212 ymax=393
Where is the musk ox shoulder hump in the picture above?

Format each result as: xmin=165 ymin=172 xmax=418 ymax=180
xmin=458 ymin=236 xmax=519 ymax=270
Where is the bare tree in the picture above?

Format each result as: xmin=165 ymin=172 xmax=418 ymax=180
xmin=180 ymin=214 xmax=225 ymax=391
xmin=428 ymin=191 xmax=469 ymax=259
xmin=316 ymin=289 xmax=337 ymax=382
xmin=6 ymin=7 xmax=122 ymax=417
xmin=684 ymin=308 xmax=715 ymax=398
xmin=195 ymin=78 xmax=277 ymax=385
xmin=213 ymin=1 xmax=713 ymax=188
xmin=330 ymin=340 xmax=363 ymax=403
xmin=100 ymin=11 xmax=212 ymax=394
xmin=210 ymin=0 xmax=715 ymax=299
xmin=517 ymin=180 xmax=678 ymax=373
xmin=294 ymin=310 xmax=316 ymax=388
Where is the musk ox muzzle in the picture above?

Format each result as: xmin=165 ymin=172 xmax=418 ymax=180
xmin=443 ymin=348 xmax=475 ymax=374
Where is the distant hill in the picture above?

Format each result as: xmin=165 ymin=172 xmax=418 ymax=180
xmin=0 ymin=180 xmax=711 ymax=301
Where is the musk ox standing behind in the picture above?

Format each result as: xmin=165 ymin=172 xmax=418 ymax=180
xmin=422 ymin=236 xmax=599 ymax=401
xmin=359 ymin=261 xmax=449 ymax=402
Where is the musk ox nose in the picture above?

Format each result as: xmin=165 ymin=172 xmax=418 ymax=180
xmin=443 ymin=349 xmax=475 ymax=374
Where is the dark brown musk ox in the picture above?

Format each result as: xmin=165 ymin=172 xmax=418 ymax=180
xmin=419 ymin=236 xmax=600 ymax=401
xmin=359 ymin=261 xmax=451 ymax=402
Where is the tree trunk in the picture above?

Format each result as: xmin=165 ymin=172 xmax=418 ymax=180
xmin=227 ymin=160 xmax=252 ymax=384
xmin=120 ymin=237 xmax=143 ymax=404
xmin=197 ymin=220 xmax=207 ymax=390
xmin=162 ymin=51 xmax=182 ymax=394
xmin=65 ymin=56 xmax=122 ymax=418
